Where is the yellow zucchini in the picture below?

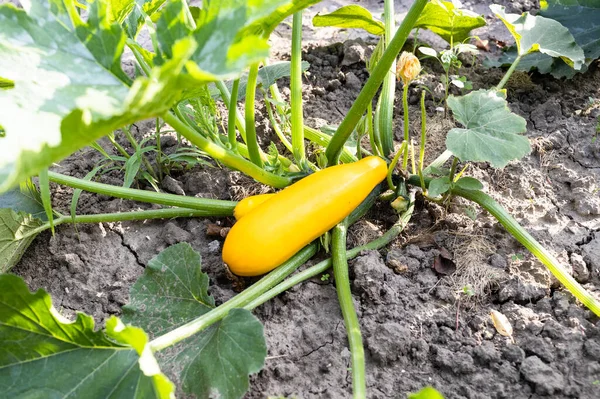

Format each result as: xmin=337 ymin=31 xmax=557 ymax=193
xmin=222 ymin=156 xmax=387 ymax=276
xmin=234 ymin=193 xmax=276 ymax=220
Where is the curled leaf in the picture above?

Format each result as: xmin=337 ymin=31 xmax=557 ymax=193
xmin=490 ymin=309 xmax=514 ymax=342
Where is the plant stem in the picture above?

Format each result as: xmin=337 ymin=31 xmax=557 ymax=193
xmin=107 ymin=134 xmax=131 ymax=159
xmin=216 ymin=80 xmax=247 ymax=142
xmin=496 ymin=54 xmax=523 ymax=91
xmin=377 ymin=0 xmax=397 ymax=158
xmin=448 ymin=157 xmax=459 ymax=182
xmin=265 ymin=94 xmax=294 ymax=153
xmin=163 ymin=112 xmax=292 ymax=188
xmin=387 ymin=141 xmax=407 ymax=191
xmin=401 ymin=83 xmax=410 ymax=169
xmin=150 ymin=244 xmax=319 ymax=352
xmin=291 ymin=11 xmax=307 ymax=168
xmin=245 ymin=63 xmax=264 ymax=167
xmin=407 ymin=174 xmax=600 ymax=317
xmin=325 ymin=0 xmax=428 ymax=165
xmin=332 ymin=219 xmax=366 ymax=398
xmin=423 ymin=149 xmax=453 ymax=175
xmin=228 ymin=79 xmax=240 ymax=149
xmin=155 ymin=118 xmax=164 ymax=182
xmin=418 ymin=90 xmax=427 ymax=190
xmin=304 ymin=126 xmax=360 ymax=163
xmin=367 ymin=103 xmax=382 ymax=157
xmin=47 ymin=171 xmax=237 ymax=214
xmin=18 ymin=208 xmax=218 ymax=241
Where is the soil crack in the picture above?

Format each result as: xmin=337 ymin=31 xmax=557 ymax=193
xmin=109 ymin=224 xmax=145 ymax=268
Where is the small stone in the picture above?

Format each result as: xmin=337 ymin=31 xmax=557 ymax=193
xmin=207 ymin=240 xmax=220 ymax=253
xmin=161 ymin=175 xmax=185 ymax=195
xmin=344 ymin=72 xmax=362 ymax=90
xmin=570 ymin=253 xmax=590 ymax=283
xmin=502 ymin=345 xmax=525 ymax=364
xmin=162 ymin=222 xmax=191 ymax=245
xmin=473 ymin=341 xmax=501 ymax=364
xmin=341 ymin=40 xmax=366 ymax=66
xmin=488 ymin=253 xmax=507 ymax=269
xmin=521 ymin=336 xmax=555 ymax=362
xmin=326 ymin=79 xmax=342 ymax=91
xmin=520 ymin=356 xmax=564 ymax=395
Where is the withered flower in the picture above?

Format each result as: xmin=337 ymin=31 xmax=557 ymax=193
xmin=396 ymin=51 xmax=421 ymax=85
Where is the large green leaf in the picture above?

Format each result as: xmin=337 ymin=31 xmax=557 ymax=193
xmin=0 ymin=209 xmax=43 ymax=273
xmin=414 ymin=0 xmax=486 ymax=44
xmin=312 ymin=5 xmax=385 ymax=36
xmin=446 ymin=89 xmax=530 ymax=168
xmin=0 ymin=0 xmax=196 ymax=193
xmin=0 ymin=274 xmax=174 ymax=398
xmin=247 ymin=0 xmax=322 ymax=36
xmin=122 ymin=243 xmax=267 ymax=399
xmin=490 ymin=4 xmax=584 ymax=70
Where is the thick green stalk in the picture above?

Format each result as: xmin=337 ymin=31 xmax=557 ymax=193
xmin=216 ymin=80 xmax=247 ymax=142
xmin=496 ymin=54 xmax=523 ymax=91
xmin=333 ymin=219 xmax=366 ymax=398
xmin=387 ymin=141 xmax=407 ymax=191
xmin=407 ymin=174 xmax=600 ymax=317
xmin=18 ymin=208 xmax=218 ymax=241
xmin=150 ymin=244 xmax=318 ymax=352
xmin=401 ymin=84 xmax=410 ymax=169
xmin=291 ymin=11 xmax=306 ymax=167
xmin=48 ymin=171 xmax=236 ymax=214
xmin=304 ymin=126 xmax=359 ymax=163
xmin=245 ymin=63 xmax=264 ymax=167
xmin=453 ymin=187 xmax=600 ymax=317
xmin=376 ymin=0 xmax=397 ymax=158
xmin=228 ymin=79 xmax=240 ymax=149
xmin=325 ymin=0 xmax=428 ymax=165
xmin=245 ymin=191 xmax=415 ymax=309
xmin=163 ymin=112 xmax=292 ymax=188
xmin=418 ymin=91 xmax=427 ymax=190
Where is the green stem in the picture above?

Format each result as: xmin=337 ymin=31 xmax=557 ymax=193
xmin=401 ymin=84 xmax=410 ymax=169
xmin=448 ymin=157 xmax=459 ymax=182
xmin=304 ymin=126 xmax=360 ymax=163
xmin=107 ymin=134 xmax=131 ymax=159
xmin=325 ymin=0 xmax=428 ymax=165
xmin=387 ymin=141 xmax=407 ymax=191
xmin=423 ymin=149 xmax=453 ymax=175
xmin=123 ymin=126 xmax=158 ymax=180
xmin=228 ymin=79 xmax=240 ymax=149
xmin=333 ymin=219 xmax=366 ymax=398
xmin=377 ymin=0 xmax=397 ymax=158
xmin=155 ymin=117 xmax=164 ymax=182
xmin=245 ymin=63 xmax=264 ymax=167
xmin=216 ymin=80 xmax=247 ymax=142
xmin=265 ymin=94 xmax=294 ymax=153
xmin=163 ymin=112 xmax=292 ymax=188
xmin=291 ymin=11 xmax=306 ymax=168
xmin=150 ymin=244 xmax=319 ymax=352
xmin=408 ymin=175 xmax=600 ymax=317
xmin=47 ymin=171 xmax=236 ymax=214
xmin=18 ymin=208 xmax=218 ymax=241
xmin=418 ymin=90 xmax=427 ymax=190
xmin=127 ymin=40 xmax=152 ymax=76
xmin=367 ymin=103 xmax=382 ymax=157
xmin=496 ymin=54 xmax=523 ymax=91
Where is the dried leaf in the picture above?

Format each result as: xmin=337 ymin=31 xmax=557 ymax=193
xmin=433 ymin=248 xmax=456 ymax=275
xmin=490 ymin=310 xmax=514 ymax=342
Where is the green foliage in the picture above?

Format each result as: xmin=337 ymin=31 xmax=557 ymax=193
xmin=0 ymin=274 xmax=174 ymax=398
xmin=414 ymin=0 xmax=486 ymax=44
xmin=428 ymin=176 xmax=451 ymax=197
xmin=123 ymin=243 xmax=267 ymax=399
xmin=312 ymin=1 xmax=485 ymax=44
xmin=487 ymin=4 xmax=585 ymax=77
xmin=446 ymin=89 xmax=530 ymax=168
xmin=0 ymin=209 xmax=43 ymax=273
xmin=488 ymin=0 xmax=600 ymax=78
xmin=454 ymin=177 xmax=483 ymax=191
xmin=312 ymin=5 xmax=385 ymax=35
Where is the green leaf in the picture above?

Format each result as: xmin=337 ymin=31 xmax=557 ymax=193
xmin=541 ymin=0 xmax=600 ymax=62
xmin=247 ymin=0 xmax=322 ymax=36
xmin=428 ymin=176 xmax=451 ymax=197
xmin=0 ymin=2 xmax=196 ymax=193
xmin=122 ymin=243 xmax=267 ymax=399
xmin=0 ymin=274 xmax=174 ymax=398
xmin=124 ymin=0 xmax=167 ymax=38
xmin=107 ymin=0 xmax=136 ymax=24
xmin=0 ymin=209 xmax=43 ymax=273
xmin=312 ymin=5 xmax=385 ymax=36
xmin=0 ymin=182 xmax=46 ymax=220
xmin=408 ymin=386 xmax=446 ymax=399
xmin=415 ymin=0 xmax=486 ymax=44
xmin=490 ymin=4 xmax=584 ymax=70
xmin=455 ymin=176 xmax=483 ymax=191
xmin=446 ymin=89 xmax=530 ymax=168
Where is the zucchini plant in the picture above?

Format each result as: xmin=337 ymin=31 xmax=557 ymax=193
xmin=0 ymin=1 xmax=599 ymax=398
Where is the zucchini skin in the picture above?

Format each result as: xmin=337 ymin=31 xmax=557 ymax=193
xmin=234 ymin=193 xmax=276 ymax=220
xmin=223 ymin=156 xmax=388 ymax=276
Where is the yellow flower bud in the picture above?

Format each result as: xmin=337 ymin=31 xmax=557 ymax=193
xmin=396 ymin=51 xmax=421 ymax=85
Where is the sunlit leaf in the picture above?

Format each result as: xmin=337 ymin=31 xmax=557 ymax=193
xmin=415 ymin=0 xmax=486 ymax=44
xmin=0 ymin=1 xmax=196 ymax=193
xmin=0 ymin=274 xmax=174 ymax=398
xmin=490 ymin=4 xmax=584 ymax=70
xmin=408 ymin=386 xmax=446 ymax=399
xmin=446 ymin=89 xmax=530 ymax=168
xmin=312 ymin=5 xmax=385 ymax=36
xmin=122 ymin=243 xmax=267 ymax=399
